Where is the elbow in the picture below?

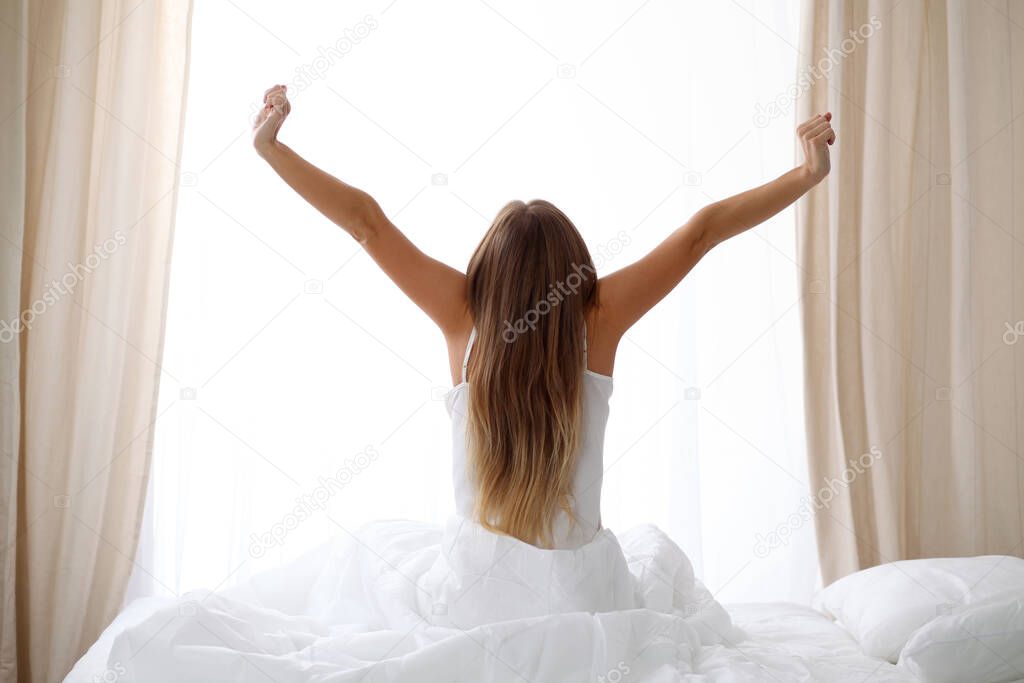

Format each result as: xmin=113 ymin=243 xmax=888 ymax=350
xmin=350 ymin=194 xmax=385 ymax=245
xmin=691 ymin=204 xmax=721 ymax=256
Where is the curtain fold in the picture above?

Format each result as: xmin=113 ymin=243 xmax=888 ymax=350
xmin=797 ymin=0 xmax=1024 ymax=584
xmin=0 ymin=1 xmax=192 ymax=679
xmin=1 ymin=2 xmax=29 ymax=681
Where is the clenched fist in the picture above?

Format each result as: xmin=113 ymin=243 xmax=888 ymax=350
xmin=798 ymin=112 xmax=836 ymax=183
xmin=253 ymin=84 xmax=291 ymax=156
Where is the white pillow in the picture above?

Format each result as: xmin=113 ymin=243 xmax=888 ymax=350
xmin=898 ymin=597 xmax=1024 ymax=683
xmin=813 ymin=555 xmax=1024 ymax=662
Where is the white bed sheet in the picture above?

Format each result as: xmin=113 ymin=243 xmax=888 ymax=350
xmin=711 ymin=603 xmax=915 ymax=682
xmin=68 ymin=601 xmax=916 ymax=682
xmin=65 ymin=520 xmax=918 ymax=682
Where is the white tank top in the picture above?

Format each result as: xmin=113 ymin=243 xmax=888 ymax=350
xmin=444 ymin=323 xmax=613 ymax=549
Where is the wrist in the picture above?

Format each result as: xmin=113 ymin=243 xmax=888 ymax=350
xmin=256 ymin=140 xmax=283 ymax=161
xmin=798 ymin=164 xmax=823 ymax=188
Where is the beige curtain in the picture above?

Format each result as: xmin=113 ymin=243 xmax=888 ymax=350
xmin=0 ymin=1 xmax=192 ymax=679
xmin=797 ymin=0 xmax=1024 ymax=584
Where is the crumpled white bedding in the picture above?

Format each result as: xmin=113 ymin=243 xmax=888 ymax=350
xmin=66 ymin=518 xmax=915 ymax=682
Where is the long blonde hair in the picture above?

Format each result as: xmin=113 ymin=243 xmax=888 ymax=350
xmin=465 ymin=199 xmax=597 ymax=548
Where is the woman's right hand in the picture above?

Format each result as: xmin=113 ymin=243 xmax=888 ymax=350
xmin=798 ymin=112 xmax=835 ymax=183
xmin=253 ymin=84 xmax=290 ymax=156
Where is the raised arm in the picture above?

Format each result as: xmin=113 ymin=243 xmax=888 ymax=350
xmin=598 ymin=113 xmax=835 ymax=337
xmin=252 ymin=85 xmax=468 ymax=336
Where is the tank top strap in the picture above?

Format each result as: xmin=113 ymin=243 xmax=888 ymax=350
xmin=582 ymin=320 xmax=589 ymax=369
xmin=461 ymin=327 xmax=477 ymax=384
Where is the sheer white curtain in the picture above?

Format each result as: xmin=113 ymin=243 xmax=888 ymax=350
xmin=129 ymin=0 xmax=817 ymax=606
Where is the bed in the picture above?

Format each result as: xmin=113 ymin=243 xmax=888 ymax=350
xmin=64 ymin=523 xmax=1024 ymax=682
xmin=67 ymin=599 xmax=917 ymax=682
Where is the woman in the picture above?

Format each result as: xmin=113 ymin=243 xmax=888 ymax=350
xmin=105 ymin=86 xmax=836 ymax=682
xmin=251 ymin=84 xmax=834 ymax=555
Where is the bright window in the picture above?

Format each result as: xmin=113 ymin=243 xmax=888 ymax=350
xmin=129 ymin=0 xmax=817 ymax=605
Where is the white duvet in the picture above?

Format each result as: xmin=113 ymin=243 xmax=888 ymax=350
xmin=69 ymin=518 xmax=914 ymax=682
